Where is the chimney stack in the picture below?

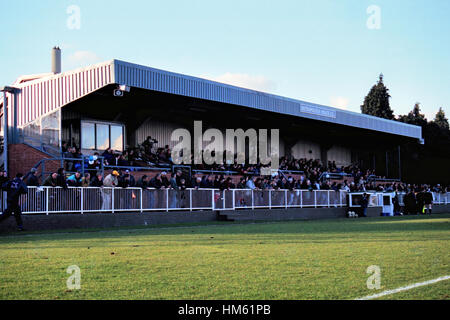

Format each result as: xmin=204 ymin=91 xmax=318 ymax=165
xmin=51 ymin=46 xmax=61 ymax=74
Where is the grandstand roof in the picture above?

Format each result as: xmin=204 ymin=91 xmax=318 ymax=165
xmin=2 ymin=59 xmax=422 ymax=140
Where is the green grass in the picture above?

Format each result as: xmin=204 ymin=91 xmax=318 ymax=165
xmin=0 ymin=214 xmax=449 ymax=300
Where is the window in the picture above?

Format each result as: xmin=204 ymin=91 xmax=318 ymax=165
xmin=81 ymin=121 xmax=124 ymax=151
xmin=110 ymin=125 xmax=123 ymax=151
xmin=96 ymin=124 xmax=110 ymax=150
xmin=81 ymin=122 xmax=95 ymax=150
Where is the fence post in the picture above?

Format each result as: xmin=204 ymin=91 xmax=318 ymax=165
xmin=300 ymin=190 xmax=303 ymax=208
xmin=140 ymin=189 xmax=143 ymax=213
xmin=223 ymin=190 xmax=225 ymax=210
xmin=45 ymin=187 xmax=49 ymax=215
xmin=211 ymin=189 xmax=215 ymax=210
xmin=328 ymin=190 xmax=330 ymax=208
xmin=285 ymin=190 xmax=287 ymax=209
xmin=80 ymin=188 xmax=84 ymax=214
xmin=189 ymin=189 xmax=192 ymax=211
xmin=112 ymin=188 xmax=115 ymax=213
xmin=314 ymin=190 xmax=317 ymax=208
xmin=166 ymin=188 xmax=169 ymax=212
xmin=251 ymin=190 xmax=254 ymax=210
xmin=269 ymin=190 xmax=272 ymax=210
xmin=232 ymin=189 xmax=235 ymax=211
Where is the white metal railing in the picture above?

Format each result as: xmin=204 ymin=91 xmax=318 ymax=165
xmin=1 ymin=188 xmax=447 ymax=215
xmin=396 ymin=191 xmax=450 ymax=206
xmin=349 ymin=191 xmax=450 ymax=207
xmin=0 ymin=187 xmax=349 ymax=215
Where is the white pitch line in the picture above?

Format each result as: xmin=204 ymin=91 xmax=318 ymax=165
xmin=356 ymin=275 xmax=450 ymax=300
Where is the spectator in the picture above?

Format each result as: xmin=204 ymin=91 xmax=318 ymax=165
xmin=67 ymin=172 xmax=82 ymax=187
xmin=43 ymin=173 xmax=58 ymax=187
xmin=0 ymin=171 xmax=9 ymax=186
xmin=393 ymin=193 xmax=401 ymax=216
xmin=90 ymin=172 xmax=104 ymax=187
xmin=24 ymin=168 xmax=39 ymax=187
xmin=246 ymin=176 xmax=257 ymax=190
xmin=0 ymin=173 xmax=28 ymax=231
xmin=179 ymin=178 xmax=187 ymax=190
xmin=104 ymin=170 xmax=120 ymax=187
xmin=403 ymin=190 xmax=416 ymax=215
xmin=56 ymin=168 xmax=68 ymax=189
xmin=102 ymin=148 xmax=115 ymax=166
xmin=175 ymin=170 xmax=183 ymax=186
xmin=424 ymin=187 xmax=433 ymax=215
xmin=149 ymin=173 xmax=165 ymax=189
xmin=142 ymin=136 xmax=157 ymax=155
xmin=160 ymin=171 xmax=170 ymax=188
xmin=119 ymin=171 xmax=135 ymax=188
xmin=236 ymin=177 xmax=245 ymax=189
xmin=136 ymin=175 xmax=149 ymax=189
xmin=416 ymin=188 xmax=425 ymax=215
xmin=169 ymin=172 xmax=178 ymax=190
xmin=191 ymin=176 xmax=202 ymax=189
xmin=360 ymin=193 xmax=368 ymax=217
xmin=63 ymin=147 xmax=76 ymax=172
xmin=81 ymin=173 xmax=91 ymax=187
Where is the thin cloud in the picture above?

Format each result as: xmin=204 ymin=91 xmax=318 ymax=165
xmin=329 ymin=96 xmax=351 ymax=110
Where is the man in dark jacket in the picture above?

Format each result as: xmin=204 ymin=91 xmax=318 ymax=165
xmin=136 ymin=175 xmax=149 ymax=189
xmin=0 ymin=173 xmax=28 ymax=231
xmin=416 ymin=189 xmax=425 ymax=215
xmin=0 ymin=171 xmax=9 ymax=186
xmin=43 ymin=173 xmax=58 ymax=187
xmin=360 ymin=193 xmax=369 ymax=217
xmin=403 ymin=191 xmax=416 ymax=215
xmin=56 ymin=168 xmax=68 ymax=189
xmin=423 ymin=188 xmax=433 ymax=215
xmin=149 ymin=174 xmax=164 ymax=189
xmin=119 ymin=171 xmax=136 ymax=188
xmin=24 ymin=168 xmax=39 ymax=187
xmin=90 ymin=172 xmax=104 ymax=187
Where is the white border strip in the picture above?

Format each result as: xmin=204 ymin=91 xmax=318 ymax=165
xmin=356 ymin=275 xmax=450 ymax=300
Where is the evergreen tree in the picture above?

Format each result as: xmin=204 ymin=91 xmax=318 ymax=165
xmin=360 ymin=74 xmax=394 ymax=119
xmin=433 ymin=107 xmax=449 ymax=130
xmin=397 ymin=103 xmax=427 ymax=126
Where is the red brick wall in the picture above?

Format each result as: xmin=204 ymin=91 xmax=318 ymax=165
xmin=8 ymin=144 xmax=60 ymax=180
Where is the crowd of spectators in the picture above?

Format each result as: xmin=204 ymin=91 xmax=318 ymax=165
xmin=61 ymin=136 xmax=172 ymax=173
xmin=19 ymin=163 xmax=449 ymax=198
xmin=53 ymin=139 xmax=450 ymax=196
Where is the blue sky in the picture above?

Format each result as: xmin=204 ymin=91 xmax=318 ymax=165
xmin=1 ymin=0 xmax=449 ymax=120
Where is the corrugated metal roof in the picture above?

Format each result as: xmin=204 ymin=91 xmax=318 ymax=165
xmin=113 ymin=60 xmax=422 ymax=140
xmin=7 ymin=61 xmax=114 ymax=127
xmin=6 ymin=59 xmax=422 ymax=140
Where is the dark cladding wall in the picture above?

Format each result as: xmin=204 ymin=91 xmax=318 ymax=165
xmin=0 ymin=211 xmax=217 ymax=232
xmin=220 ymin=207 xmax=381 ymax=222
xmin=0 ymin=206 xmax=448 ymax=233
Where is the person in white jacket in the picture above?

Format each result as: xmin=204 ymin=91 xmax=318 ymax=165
xmin=101 ymin=170 xmax=120 ymax=210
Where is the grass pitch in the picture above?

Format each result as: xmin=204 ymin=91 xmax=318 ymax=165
xmin=0 ymin=214 xmax=449 ymax=300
